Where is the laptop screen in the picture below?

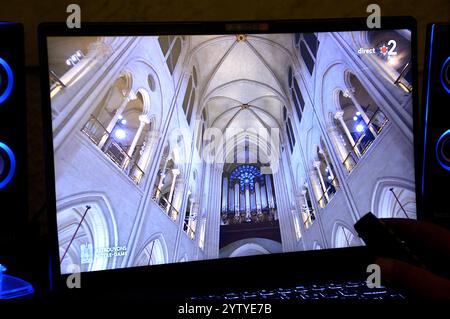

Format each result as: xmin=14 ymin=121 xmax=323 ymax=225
xmin=44 ymin=27 xmax=416 ymax=274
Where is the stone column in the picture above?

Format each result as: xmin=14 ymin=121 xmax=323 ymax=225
xmin=171 ymin=175 xmax=186 ymax=220
xmin=255 ymin=181 xmax=262 ymax=213
xmin=229 ymin=183 xmax=234 ymax=212
xmin=234 ymin=182 xmax=240 ymax=216
xmin=121 ymin=115 xmax=149 ymax=171
xmin=265 ymin=174 xmax=274 ymax=209
xmin=344 ymin=88 xmax=378 ymax=137
xmin=166 ymin=168 xmax=180 ymax=214
xmin=310 ymin=168 xmax=325 ymax=208
xmin=204 ymin=165 xmax=223 ymax=259
xmin=319 ymin=149 xmax=334 ymax=180
xmin=301 ymin=190 xmax=311 ymax=226
xmin=127 ymin=116 xmax=148 ymax=158
xmin=137 ymin=130 xmax=160 ymax=171
xmin=245 ymin=184 xmax=251 ymax=220
xmin=314 ymin=160 xmax=328 ymax=201
xmin=334 ymin=111 xmax=361 ymax=158
xmin=272 ymin=159 xmax=297 ymax=252
xmin=222 ymin=176 xmax=228 ymax=212
xmin=189 ymin=201 xmax=200 ymax=239
xmin=155 ymin=157 xmax=169 ymax=200
xmin=260 ymin=183 xmax=268 ymax=209
xmin=98 ymin=94 xmax=131 ymax=149
xmin=327 ymin=126 xmax=350 ymax=164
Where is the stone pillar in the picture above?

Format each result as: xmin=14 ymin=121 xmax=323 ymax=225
xmin=171 ymin=175 xmax=186 ymax=220
xmin=137 ymin=130 xmax=160 ymax=171
xmin=260 ymin=183 xmax=268 ymax=209
xmin=229 ymin=183 xmax=234 ymax=212
xmin=222 ymin=176 xmax=228 ymax=212
xmin=334 ymin=111 xmax=361 ymax=157
xmin=155 ymin=157 xmax=169 ymax=200
xmin=106 ymin=95 xmax=131 ymax=132
xmin=122 ymin=115 xmax=149 ymax=170
xmin=265 ymin=174 xmax=274 ymax=209
xmin=310 ymin=168 xmax=325 ymax=208
xmin=319 ymin=149 xmax=335 ymax=182
xmin=204 ymin=165 xmax=223 ymax=259
xmin=245 ymin=184 xmax=251 ymax=221
xmin=127 ymin=116 xmax=148 ymax=158
xmin=189 ymin=201 xmax=200 ymax=239
xmin=314 ymin=160 xmax=328 ymax=202
xmin=301 ymin=190 xmax=311 ymax=226
xmin=344 ymin=88 xmax=378 ymax=137
xmin=327 ymin=126 xmax=350 ymax=163
xmin=272 ymin=158 xmax=297 ymax=252
xmin=166 ymin=168 xmax=180 ymax=213
xmin=234 ymin=182 xmax=240 ymax=215
xmin=255 ymin=181 xmax=262 ymax=213
xmin=98 ymin=94 xmax=131 ymax=149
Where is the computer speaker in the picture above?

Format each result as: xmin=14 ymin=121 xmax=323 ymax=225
xmin=422 ymin=23 xmax=450 ymax=226
xmin=0 ymin=22 xmax=27 ymax=249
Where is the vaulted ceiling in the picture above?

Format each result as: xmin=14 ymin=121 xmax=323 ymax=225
xmin=188 ymin=34 xmax=296 ymax=133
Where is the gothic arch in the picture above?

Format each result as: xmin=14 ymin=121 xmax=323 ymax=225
xmin=123 ymin=59 xmax=164 ymax=130
xmin=316 ymin=60 xmax=352 ymax=125
xmin=312 ymin=241 xmax=322 ymax=250
xmin=135 ymin=87 xmax=151 ymax=118
xmin=371 ymin=177 xmax=416 ymax=219
xmin=229 ymin=243 xmax=270 ymax=257
xmin=133 ymin=232 xmax=169 ymax=266
xmin=219 ymin=238 xmax=282 ymax=258
xmin=56 ymin=192 xmax=119 ymax=274
xmin=331 ymin=221 xmax=357 ymax=248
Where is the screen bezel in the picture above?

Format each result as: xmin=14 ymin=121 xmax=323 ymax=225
xmin=38 ymin=17 xmax=420 ymax=297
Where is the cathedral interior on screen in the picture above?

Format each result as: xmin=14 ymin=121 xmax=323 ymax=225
xmin=47 ymin=30 xmax=416 ymax=273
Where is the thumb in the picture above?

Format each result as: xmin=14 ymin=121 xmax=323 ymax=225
xmin=376 ymin=258 xmax=450 ymax=299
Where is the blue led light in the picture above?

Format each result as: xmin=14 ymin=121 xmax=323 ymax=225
xmin=422 ymin=24 xmax=435 ymax=194
xmin=436 ymin=130 xmax=450 ymax=171
xmin=0 ymin=57 xmax=14 ymax=104
xmin=440 ymin=56 xmax=450 ymax=94
xmin=0 ymin=142 xmax=16 ymax=189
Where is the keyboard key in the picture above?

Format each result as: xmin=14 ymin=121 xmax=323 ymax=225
xmin=191 ymin=280 xmax=406 ymax=300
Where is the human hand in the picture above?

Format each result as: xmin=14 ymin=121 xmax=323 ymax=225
xmin=376 ymin=219 xmax=450 ymax=299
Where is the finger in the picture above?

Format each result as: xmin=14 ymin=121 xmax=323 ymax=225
xmin=377 ymin=257 xmax=450 ymax=299
xmin=379 ymin=218 xmax=450 ymax=254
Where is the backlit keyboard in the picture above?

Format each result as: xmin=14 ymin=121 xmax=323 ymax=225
xmin=191 ymin=280 xmax=405 ymax=300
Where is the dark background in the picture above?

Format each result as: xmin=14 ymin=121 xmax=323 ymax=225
xmin=0 ymin=0 xmax=449 ymax=234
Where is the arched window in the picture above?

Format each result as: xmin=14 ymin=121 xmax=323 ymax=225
xmin=283 ymin=106 xmax=296 ymax=153
xmin=374 ymin=184 xmax=416 ymax=219
xmin=296 ymin=33 xmax=319 ymax=75
xmin=300 ymin=42 xmax=315 ymax=75
xmin=57 ymin=198 xmax=118 ymax=274
xmin=288 ymin=66 xmax=305 ymax=124
xmin=335 ymin=73 xmax=389 ymax=173
xmin=151 ymin=144 xmax=183 ymax=221
xmin=334 ymin=225 xmax=356 ymax=248
xmin=303 ymin=33 xmax=319 ymax=58
xmin=158 ymin=36 xmax=183 ymax=75
xmin=301 ymin=186 xmax=316 ymax=229
xmin=314 ymin=142 xmax=339 ymax=207
xmin=134 ymin=237 xmax=167 ymax=266
xmin=183 ymin=193 xmax=196 ymax=239
xmin=196 ymin=107 xmax=206 ymax=153
xmin=81 ymin=85 xmax=150 ymax=185
xmin=182 ymin=66 xmax=197 ymax=124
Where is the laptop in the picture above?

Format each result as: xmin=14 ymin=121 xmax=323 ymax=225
xmin=38 ymin=17 xmax=420 ymax=300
